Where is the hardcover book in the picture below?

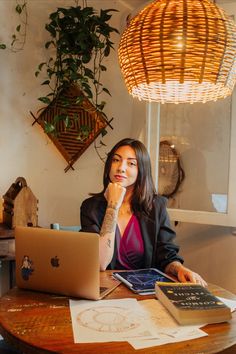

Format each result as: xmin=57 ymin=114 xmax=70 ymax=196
xmin=155 ymin=282 xmax=232 ymax=325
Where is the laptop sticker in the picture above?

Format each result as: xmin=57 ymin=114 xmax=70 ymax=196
xmin=21 ymin=255 xmax=34 ymax=280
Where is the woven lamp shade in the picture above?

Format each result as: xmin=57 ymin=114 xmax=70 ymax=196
xmin=118 ymin=0 xmax=236 ymax=104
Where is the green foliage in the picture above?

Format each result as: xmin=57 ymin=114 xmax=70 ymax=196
xmin=0 ymin=1 xmax=27 ymax=52
xmin=11 ymin=1 xmax=28 ymax=52
xmin=36 ymin=5 xmax=119 ymax=138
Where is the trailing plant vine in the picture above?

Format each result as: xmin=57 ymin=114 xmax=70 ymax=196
xmin=0 ymin=0 xmax=28 ymax=52
xmin=11 ymin=0 xmax=28 ymax=52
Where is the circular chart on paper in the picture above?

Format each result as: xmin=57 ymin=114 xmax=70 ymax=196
xmin=77 ymin=306 xmax=140 ymax=332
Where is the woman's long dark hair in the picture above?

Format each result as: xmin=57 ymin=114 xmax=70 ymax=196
xmin=101 ymin=138 xmax=157 ymax=214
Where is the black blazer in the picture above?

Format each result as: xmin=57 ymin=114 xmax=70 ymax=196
xmin=80 ymin=194 xmax=183 ymax=271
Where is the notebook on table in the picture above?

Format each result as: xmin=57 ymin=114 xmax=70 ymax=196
xmin=15 ymin=226 xmax=120 ymax=300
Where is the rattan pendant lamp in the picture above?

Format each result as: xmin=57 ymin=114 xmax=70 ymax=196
xmin=118 ymin=0 xmax=236 ymax=104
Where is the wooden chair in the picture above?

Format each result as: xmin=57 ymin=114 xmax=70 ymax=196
xmin=50 ymin=223 xmax=81 ymax=232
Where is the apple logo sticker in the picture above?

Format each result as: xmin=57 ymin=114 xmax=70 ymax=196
xmin=51 ymin=256 xmax=60 ymax=267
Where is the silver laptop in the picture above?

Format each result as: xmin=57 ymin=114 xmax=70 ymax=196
xmin=15 ymin=226 xmax=120 ymax=300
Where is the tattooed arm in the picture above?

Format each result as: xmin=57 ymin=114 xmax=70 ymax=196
xmin=99 ymin=206 xmax=118 ymax=271
xmin=99 ymin=183 xmax=126 ymax=271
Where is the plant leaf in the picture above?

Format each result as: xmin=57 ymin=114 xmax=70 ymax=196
xmin=76 ymin=96 xmax=84 ymax=105
xmin=64 ymin=115 xmax=70 ymax=128
xmin=44 ymin=121 xmax=56 ymax=134
xmin=15 ymin=4 xmax=22 ymax=14
xmin=102 ymin=87 xmax=111 ymax=96
xmin=100 ymin=130 xmax=107 ymax=138
xmin=38 ymin=97 xmax=51 ymax=105
xmin=45 ymin=41 xmax=54 ymax=49
xmin=100 ymin=65 xmax=107 ymax=71
xmin=38 ymin=62 xmax=46 ymax=71
xmin=41 ymin=80 xmax=50 ymax=85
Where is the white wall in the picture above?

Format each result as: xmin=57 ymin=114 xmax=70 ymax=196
xmin=0 ymin=0 xmax=236 ymax=294
xmin=174 ymin=222 xmax=236 ymax=294
xmin=0 ymin=0 xmax=146 ymax=227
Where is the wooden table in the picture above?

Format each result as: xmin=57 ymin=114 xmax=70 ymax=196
xmin=0 ymin=271 xmax=236 ymax=354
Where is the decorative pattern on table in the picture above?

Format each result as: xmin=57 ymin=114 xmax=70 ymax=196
xmin=31 ymin=85 xmax=112 ymax=172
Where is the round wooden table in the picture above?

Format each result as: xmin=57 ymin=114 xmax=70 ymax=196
xmin=0 ymin=272 xmax=236 ymax=354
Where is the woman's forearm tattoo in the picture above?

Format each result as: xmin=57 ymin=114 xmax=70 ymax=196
xmin=100 ymin=207 xmax=118 ymax=236
xmin=107 ymin=238 xmax=111 ymax=248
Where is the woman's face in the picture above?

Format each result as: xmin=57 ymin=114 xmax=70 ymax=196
xmin=109 ymin=145 xmax=138 ymax=190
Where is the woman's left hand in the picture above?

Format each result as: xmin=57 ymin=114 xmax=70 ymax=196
xmin=176 ymin=265 xmax=207 ymax=287
xmin=165 ymin=261 xmax=207 ymax=287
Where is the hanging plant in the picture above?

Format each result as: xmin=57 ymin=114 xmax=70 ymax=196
xmin=35 ymin=5 xmax=119 ymax=139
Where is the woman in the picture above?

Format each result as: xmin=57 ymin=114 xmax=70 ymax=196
xmin=81 ymin=138 xmax=207 ymax=286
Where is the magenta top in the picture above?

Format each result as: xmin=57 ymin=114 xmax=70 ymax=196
xmin=115 ymin=214 xmax=144 ymax=269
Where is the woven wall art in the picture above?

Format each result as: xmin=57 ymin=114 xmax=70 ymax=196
xmin=31 ymin=85 xmax=110 ymax=172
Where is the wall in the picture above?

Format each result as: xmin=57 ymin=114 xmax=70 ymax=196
xmin=0 ymin=0 xmax=236 ymax=294
xmin=0 ymin=0 xmax=145 ymax=227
